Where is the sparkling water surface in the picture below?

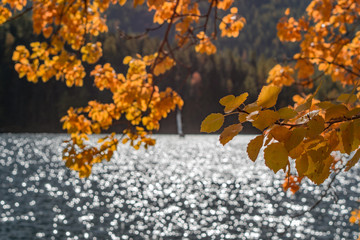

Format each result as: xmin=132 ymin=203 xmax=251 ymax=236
xmin=0 ymin=134 xmax=359 ymax=239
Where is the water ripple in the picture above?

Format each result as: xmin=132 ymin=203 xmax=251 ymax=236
xmin=0 ymin=134 xmax=359 ymax=239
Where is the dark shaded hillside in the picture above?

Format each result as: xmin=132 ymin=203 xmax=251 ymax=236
xmin=0 ymin=0 xmax=318 ymax=133
xmin=106 ymin=0 xmax=309 ymax=57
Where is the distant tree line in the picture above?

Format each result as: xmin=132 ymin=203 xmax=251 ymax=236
xmin=0 ymin=0 xmax=341 ymax=133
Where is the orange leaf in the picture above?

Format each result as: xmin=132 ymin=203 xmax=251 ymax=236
xmin=247 ymin=135 xmax=264 ymax=162
xmin=219 ymin=123 xmax=243 ymax=145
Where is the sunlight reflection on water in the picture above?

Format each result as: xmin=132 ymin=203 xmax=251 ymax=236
xmin=0 ymin=134 xmax=359 ymax=239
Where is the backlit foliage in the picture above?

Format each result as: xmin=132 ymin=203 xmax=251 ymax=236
xmin=203 ymin=0 xmax=360 ymax=185
xmin=1 ymin=0 xmax=245 ymax=177
xmin=4 ymin=0 xmax=360 ymax=234
xmin=200 ymin=0 xmax=360 ymax=232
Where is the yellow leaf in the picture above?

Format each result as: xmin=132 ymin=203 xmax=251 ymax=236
xmin=119 ymin=0 xmax=127 ymax=5
xmin=325 ymin=104 xmax=349 ymax=121
xmin=289 ymin=142 xmax=304 ymax=159
xmin=306 ymin=115 xmax=325 ymax=138
xmin=223 ymin=93 xmax=248 ymax=113
xmin=133 ymin=0 xmax=145 ymax=7
xmin=303 ymin=136 xmax=325 ymax=151
xmin=247 ymin=135 xmax=264 ymax=162
xmin=79 ymin=165 xmax=92 ymax=178
xmin=327 ymin=130 xmax=340 ymax=151
xmin=349 ymin=215 xmax=357 ymax=224
xmin=295 ymin=59 xmax=314 ymax=79
xmin=264 ymin=142 xmax=289 ymax=173
xmin=238 ymin=112 xmax=247 ymax=122
xmin=270 ymin=125 xmax=291 ymax=142
xmin=200 ymin=113 xmax=224 ymax=133
xmin=123 ymin=56 xmax=132 ymax=64
xmin=337 ymin=94 xmax=357 ymax=105
xmin=295 ymin=96 xmax=313 ymax=112
xmin=264 ymin=134 xmax=273 ymax=146
xmin=219 ymin=95 xmax=235 ymax=106
xmin=257 ymin=85 xmax=281 ymax=109
xmin=285 ymin=127 xmax=306 ymax=151
xmin=244 ymin=102 xmax=261 ymax=113
xmin=219 ymin=123 xmax=243 ymax=145
xmin=345 ymin=148 xmax=360 ymax=171
xmin=252 ymin=110 xmax=279 ymax=131
xmin=341 ymin=121 xmax=354 ymax=155
xmin=306 ymin=155 xmax=333 ymax=185
xmin=346 ymin=108 xmax=360 ymax=118
xmin=316 ymin=101 xmax=335 ymax=109
xmin=278 ymin=107 xmax=297 ymax=120
xmin=353 ymin=119 xmax=360 ymax=141
xmin=296 ymin=154 xmax=308 ymax=177
xmin=285 ymin=8 xmax=290 ymax=16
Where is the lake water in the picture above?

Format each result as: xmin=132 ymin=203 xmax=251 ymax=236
xmin=0 ymin=134 xmax=359 ymax=239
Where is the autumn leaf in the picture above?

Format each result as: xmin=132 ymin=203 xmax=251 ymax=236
xmin=325 ymin=105 xmax=349 ymax=121
xmin=238 ymin=112 xmax=247 ymax=122
xmin=252 ymin=110 xmax=280 ymax=131
xmin=264 ymin=142 xmax=289 ymax=173
xmin=295 ymin=96 xmax=313 ymax=112
xmin=219 ymin=123 xmax=243 ymax=145
xmin=123 ymin=56 xmax=132 ymax=64
xmin=306 ymin=115 xmax=325 ymax=138
xmin=337 ymin=94 xmax=357 ymax=105
xmin=270 ymin=125 xmax=291 ymax=142
xmin=316 ymin=101 xmax=335 ymax=110
xmin=257 ymin=85 xmax=281 ymax=109
xmin=306 ymin=155 xmax=333 ymax=185
xmin=200 ymin=113 xmax=224 ymax=133
xmin=285 ymin=127 xmax=306 ymax=151
xmin=223 ymin=93 xmax=248 ymax=113
xmin=341 ymin=121 xmax=354 ymax=155
xmin=288 ymin=142 xmax=304 ymax=159
xmin=345 ymin=148 xmax=360 ymax=171
xmin=295 ymin=59 xmax=314 ymax=79
xmin=296 ymin=154 xmax=308 ymax=177
xmin=247 ymin=134 xmax=264 ymax=162
xmin=219 ymin=95 xmax=235 ymax=106
xmin=278 ymin=107 xmax=297 ymax=120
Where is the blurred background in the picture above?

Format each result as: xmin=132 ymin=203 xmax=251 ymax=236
xmin=0 ymin=0 xmax=341 ymax=133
